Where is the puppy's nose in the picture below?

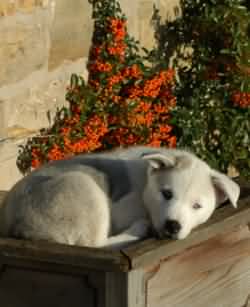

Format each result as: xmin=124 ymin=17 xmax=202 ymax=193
xmin=165 ymin=220 xmax=181 ymax=235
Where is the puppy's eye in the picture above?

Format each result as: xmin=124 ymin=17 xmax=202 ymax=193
xmin=193 ymin=203 xmax=202 ymax=210
xmin=161 ymin=189 xmax=173 ymax=200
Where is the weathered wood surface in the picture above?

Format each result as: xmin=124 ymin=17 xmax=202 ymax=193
xmin=0 ymin=266 xmax=96 ymax=307
xmin=105 ymin=270 xmax=146 ymax=307
xmin=0 ymin=237 xmax=129 ymax=272
xmin=145 ymin=226 xmax=250 ymax=307
xmin=0 ymin=191 xmax=6 ymax=208
xmin=122 ymin=183 xmax=250 ymax=269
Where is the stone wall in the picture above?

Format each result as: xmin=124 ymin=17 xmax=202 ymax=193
xmin=0 ymin=0 xmax=180 ymax=190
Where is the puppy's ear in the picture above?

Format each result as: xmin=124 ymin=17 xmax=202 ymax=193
xmin=211 ymin=169 xmax=240 ymax=208
xmin=141 ymin=153 xmax=176 ymax=170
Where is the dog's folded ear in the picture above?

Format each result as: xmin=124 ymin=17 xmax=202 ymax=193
xmin=141 ymin=151 xmax=193 ymax=170
xmin=141 ymin=153 xmax=176 ymax=170
xmin=211 ymin=169 xmax=240 ymax=208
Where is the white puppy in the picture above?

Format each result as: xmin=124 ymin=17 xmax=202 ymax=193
xmin=0 ymin=147 xmax=240 ymax=249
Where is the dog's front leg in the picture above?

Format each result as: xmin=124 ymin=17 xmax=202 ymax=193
xmin=104 ymin=219 xmax=151 ymax=250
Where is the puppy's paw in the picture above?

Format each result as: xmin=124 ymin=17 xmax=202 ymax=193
xmin=126 ymin=219 xmax=151 ymax=239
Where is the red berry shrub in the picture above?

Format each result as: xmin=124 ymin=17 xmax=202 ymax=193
xmin=17 ymin=0 xmax=177 ymax=174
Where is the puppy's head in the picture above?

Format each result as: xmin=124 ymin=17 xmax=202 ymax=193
xmin=142 ymin=150 xmax=240 ymax=240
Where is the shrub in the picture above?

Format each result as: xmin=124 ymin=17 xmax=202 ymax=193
xmin=152 ymin=0 xmax=250 ymax=178
xmin=17 ymin=0 xmax=177 ymax=174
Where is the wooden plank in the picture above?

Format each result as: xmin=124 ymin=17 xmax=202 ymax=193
xmin=0 ymin=256 xmax=96 ymax=277
xmin=0 ymin=238 xmax=129 ymax=272
xmin=146 ymin=226 xmax=250 ymax=307
xmin=126 ymin=270 xmax=146 ymax=307
xmin=0 ymin=191 xmax=6 ymax=208
xmin=0 ymin=265 xmax=96 ymax=307
xmin=122 ymin=184 xmax=250 ymax=269
xmin=105 ymin=270 xmax=146 ymax=307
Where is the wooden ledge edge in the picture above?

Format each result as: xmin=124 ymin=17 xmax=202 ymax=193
xmin=0 ymin=238 xmax=130 ymax=272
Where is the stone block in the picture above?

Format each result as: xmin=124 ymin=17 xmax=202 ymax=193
xmin=0 ymin=139 xmax=23 ymax=190
xmin=137 ymin=0 xmax=156 ymax=50
xmin=18 ymin=0 xmax=48 ymax=13
xmin=0 ymin=58 xmax=88 ymax=134
xmin=0 ymin=10 xmax=51 ymax=86
xmin=0 ymin=1 xmax=16 ymax=17
xmin=119 ymin=0 xmax=139 ymax=40
xmin=136 ymin=0 xmax=181 ymax=50
xmin=0 ymin=100 xmax=6 ymax=139
xmin=158 ymin=0 xmax=181 ymax=21
xmin=0 ymin=0 xmax=49 ymax=16
xmin=49 ymin=0 xmax=93 ymax=70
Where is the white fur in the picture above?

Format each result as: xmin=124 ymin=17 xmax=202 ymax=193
xmin=0 ymin=147 xmax=240 ymax=249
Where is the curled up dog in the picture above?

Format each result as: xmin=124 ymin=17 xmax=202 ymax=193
xmin=0 ymin=147 xmax=240 ymax=249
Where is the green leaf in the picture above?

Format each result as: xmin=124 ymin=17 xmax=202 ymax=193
xmin=70 ymin=74 xmax=79 ymax=88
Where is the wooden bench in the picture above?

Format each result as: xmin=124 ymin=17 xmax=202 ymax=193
xmin=0 ymin=181 xmax=250 ymax=307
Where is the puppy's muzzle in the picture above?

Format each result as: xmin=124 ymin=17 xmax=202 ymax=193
xmin=164 ymin=219 xmax=181 ymax=238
